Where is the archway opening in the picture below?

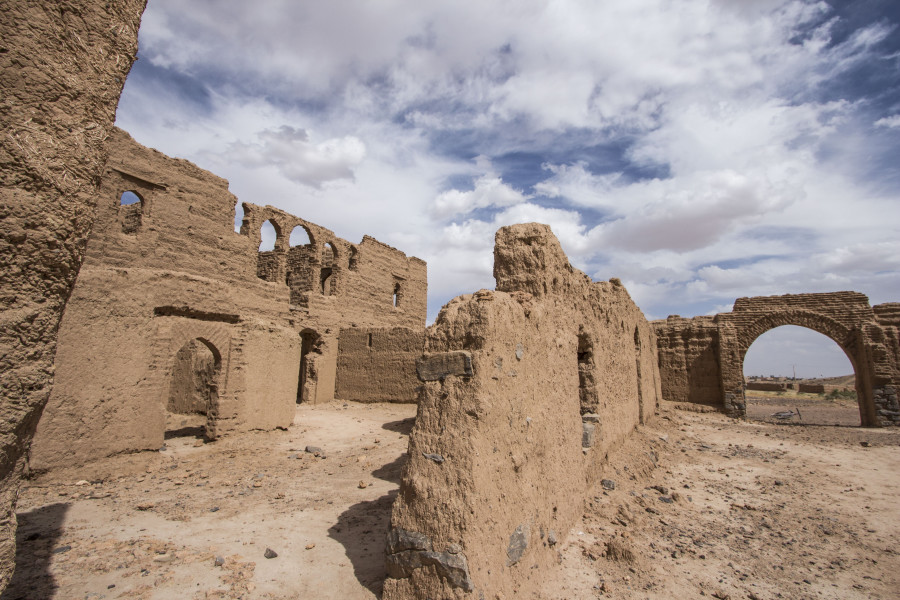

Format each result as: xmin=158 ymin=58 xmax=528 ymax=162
xmin=297 ymin=329 xmax=323 ymax=404
xmin=259 ymin=220 xmax=278 ymax=252
xmin=166 ymin=338 xmax=221 ymax=440
xmin=743 ymin=325 xmax=859 ymax=426
xmin=321 ymin=242 xmax=336 ymax=296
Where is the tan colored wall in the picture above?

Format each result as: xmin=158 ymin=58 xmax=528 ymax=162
xmin=384 ymin=224 xmax=661 ymax=600
xmin=652 ymin=316 xmax=721 ymax=406
xmin=335 ymin=327 xmax=423 ymax=403
xmin=30 ymin=129 xmax=427 ymax=470
xmin=0 ymin=3 xmax=145 ymax=586
xmin=654 ymin=293 xmax=900 ymax=426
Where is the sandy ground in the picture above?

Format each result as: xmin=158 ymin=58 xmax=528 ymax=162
xmin=4 ymin=400 xmax=899 ymax=600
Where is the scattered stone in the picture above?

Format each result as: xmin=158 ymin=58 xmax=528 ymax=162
xmin=305 ymin=543 xmax=316 ymax=550
xmin=547 ymin=530 xmax=558 ymax=546
xmin=658 ymin=496 xmax=674 ymax=504
xmin=264 ymin=548 xmax=278 ymax=559
xmin=601 ymin=479 xmax=616 ymax=491
xmin=214 ymin=556 xmax=225 ymax=566
xmin=210 ymin=506 xmax=219 ymax=512
xmin=649 ymin=485 xmax=669 ymax=495
xmin=507 ymin=523 xmax=529 ymax=566
xmin=305 ymin=446 xmax=323 ymax=455
xmin=52 ymin=545 xmax=72 ymax=554
xmin=75 ymin=480 xmax=89 ymax=486
xmin=358 ymin=480 xmax=368 ymax=489
xmin=860 ymin=441 xmax=870 ymax=447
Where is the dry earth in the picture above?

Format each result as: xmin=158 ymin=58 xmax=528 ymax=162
xmin=4 ymin=400 xmax=899 ymax=600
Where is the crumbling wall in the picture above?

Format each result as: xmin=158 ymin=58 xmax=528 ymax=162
xmin=654 ymin=293 xmax=900 ymax=426
xmin=384 ymin=224 xmax=661 ymax=600
xmin=335 ymin=328 xmax=423 ymax=403
xmin=31 ymin=129 xmax=427 ymax=470
xmin=747 ymin=382 xmax=788 ymax=392
xmin=0 ymin=1 xmax=145 ymax=588
xmin=652 ymin=316 xmax=721 ymax=406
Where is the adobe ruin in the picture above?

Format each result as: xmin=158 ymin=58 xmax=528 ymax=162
xmin=654 ymin=292 xmax=900 ymax=426
xmin=29 ymin=128 xmax=427 ymax=471
xmin=2 ymin=0 xmax=900 ymax=596
xmin=383 ymin=224 xmax=662 ymax=599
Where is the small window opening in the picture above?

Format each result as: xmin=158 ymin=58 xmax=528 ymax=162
xmin=119 ymin=190 xmax=143 ymax=234
xmin=367 ymin=332 xmax=373 ymax=348
xmin=120 ymin=191 xmax=141 ymax=206
xmin=393 ymin=282 xmax=402 ymax=307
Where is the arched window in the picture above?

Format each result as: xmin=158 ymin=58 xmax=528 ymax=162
xmin=259 ymin=220 xmax=278 ymax=252
xmin=118 ymin=190 xmax=144 ymax=234
xmin=289 ymin=225 xmax=312 ymax=247
xmin=257 ymin=220 xmax=283 ymax=283
xmin=393 ymin=282 xmax=402 ymax=307
xmin=320 ymin=242 xmax=337 ymax=295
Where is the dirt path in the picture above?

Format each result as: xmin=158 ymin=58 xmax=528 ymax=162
xmin=3 ymin=402 xmax=416 ymax=600
xmin=4 ymin=401 xmax=900 ymax=599
xmin=544 ymin=404 xmax=900 ymax=600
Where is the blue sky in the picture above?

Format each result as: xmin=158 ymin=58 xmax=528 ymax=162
xmin=115 ymin=0 xmax=900 ymax=377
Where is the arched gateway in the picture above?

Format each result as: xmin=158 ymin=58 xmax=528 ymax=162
xmin=654 ymin=292 xmax=900 ymax=427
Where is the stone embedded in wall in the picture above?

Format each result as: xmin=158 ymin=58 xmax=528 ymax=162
xmin=416 ymin=351 xmax=473 ymax=381
xmin=384 ymin=223 xmax=662 ymax=600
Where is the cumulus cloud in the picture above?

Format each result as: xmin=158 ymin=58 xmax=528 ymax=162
xmin=228 ymin=126 xmax=366 ymax=189
xmin=116 ymin=0 xmax=900 ymax=368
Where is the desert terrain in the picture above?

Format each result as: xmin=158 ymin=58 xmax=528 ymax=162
xmin=3 ymin=398 xmax=899 ymax=600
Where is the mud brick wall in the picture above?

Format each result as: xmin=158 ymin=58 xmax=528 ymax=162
xmin=30 ymin=129 xmax=427 ymax=471
xmin=653 ymin=316 xmax=721 ymax=406
xmin=798 ymin=383 xmax=825 ymax=394
xmin=0 ymin=1 xmax=146 ymax=589
xmin=654 ymin=293 xmax=900 ymax=427
xmin=335 ymin=327 xmax=423 ymax=403
xmin=384 ymin=224 xmax=661 ymax=600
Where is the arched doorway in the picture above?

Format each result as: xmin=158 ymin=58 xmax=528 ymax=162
xmin=298 ymin=329 xmax=323 ymax=404
xmin=742 ymin=325 xmax=861 ymax=426
xmin=166 ymin=338 xmax=221 ymax=440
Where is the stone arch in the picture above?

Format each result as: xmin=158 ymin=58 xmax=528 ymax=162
xmin=289 ymin=224 xmax=314 ymax=248
xmin=118 ymin=189 xmax=144 ymax=234
xmin=257 ymin=219 xmax=285 ymax=283
xmin=165 ymin=337 xmax=222 ymax=441
xmin=729 ymin=310 xmax=873 ymax=426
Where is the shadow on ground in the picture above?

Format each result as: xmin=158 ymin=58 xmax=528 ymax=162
xmin=381 ymin=417 xmax=415 ymax=435
xmin=1 ymin=502 xmax=70 ymax=600
xmin=328 ymin=491 xmax=397 ymax=597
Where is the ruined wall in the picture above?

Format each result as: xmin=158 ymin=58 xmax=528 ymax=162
xmin=654 ymin=293 xmax=900 ymax=426
xmin=653 ymin=316 xmax=721 ymax=406
xmin=335 ymin=328 xmax=423 ymax=403
xmin=384 ymin=224 xmax=661 ymax=600
xmin=30 ymin=129 xmax=427 ymax=470
xmin=0 ymin=1 xmax=146 ymax=588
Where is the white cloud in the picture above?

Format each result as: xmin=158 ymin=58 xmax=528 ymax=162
xmin=874 ymin=115 xmax=900 ymax=129
xmin=228 ymin=126 xmax=366 ymax=189
xmin=116 ymin=0 xmax=900 ymax=369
